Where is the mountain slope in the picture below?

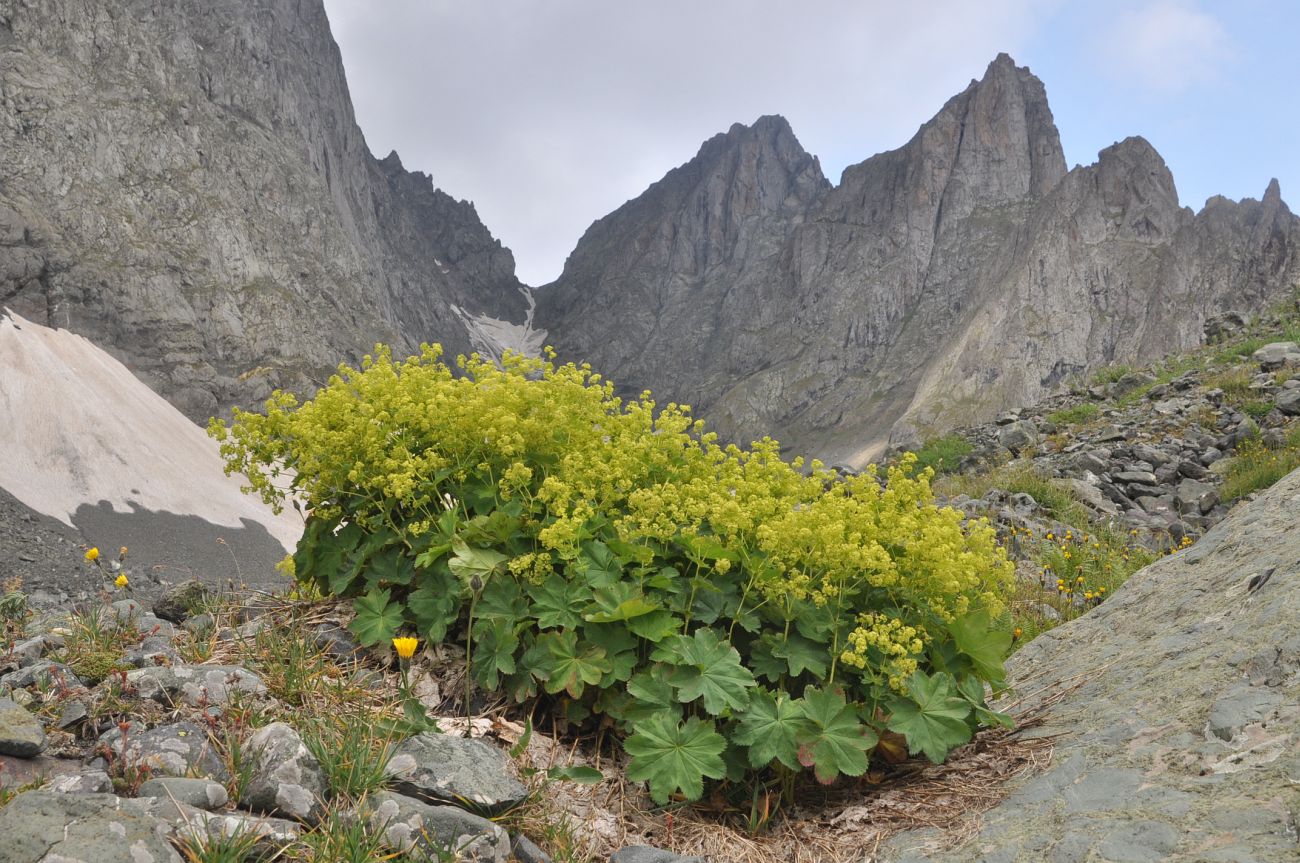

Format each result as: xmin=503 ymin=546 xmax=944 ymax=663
xmin=536 ymin=55 xmax=1300 ymax=464
xmin=0 ymin=0 xmax=527 ymax=420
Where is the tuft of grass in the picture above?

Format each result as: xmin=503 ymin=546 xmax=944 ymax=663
xmin=1214 ymin=336 xmax=1267 ymax=365
xmin=1047 ymin=403 xmax=1100 ymax=426
xmin=1219 ymin=429 xmax=1300 ymax=502
xmin=61 ymin=608 xmax=139 ymax=685
xmin=938 ymin=464 xmax=1092 ymax=527
xmin=1090 ymin=364 xmax=1133 ymax=386
xmin=1204 ymin=366 xmax=1255 ymax=401
xmin=911 ymin=434 xmax=974 ymax=476
xmin=291 ymin=807 xmax=401 ymax=863
xmin=173 ymin=827 xmax=271 ymax=863
xmin=300 ymin=715 xmax=394 ymax=801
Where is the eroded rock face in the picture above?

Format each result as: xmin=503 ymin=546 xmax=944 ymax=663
xmin=885 ymin=466 xmax=1300 ymax=862
xmin=363 ymin=790 xmax=511 ymax=863
xmin=0 ymin=0 xmax=527 ymax=422
xmin=537 ymin=55 xmax=1300 ymax=464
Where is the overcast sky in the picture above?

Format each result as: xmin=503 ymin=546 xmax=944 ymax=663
xmin=322 ymin=0 xmax=1299 ymax=287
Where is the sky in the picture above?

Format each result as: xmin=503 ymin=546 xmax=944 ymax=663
xmin=322 ymin=0 xmax=1299 ymax=287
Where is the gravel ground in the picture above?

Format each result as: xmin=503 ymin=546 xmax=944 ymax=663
xmin=0 ymin=487 xmax=290 ymax=610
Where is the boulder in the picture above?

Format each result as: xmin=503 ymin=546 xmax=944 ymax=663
xmin=1252 ymin=341 xmax=1300 ymax=369
xmin=241 ymin=722 xmax=327 ymax=823
xmin=97 ymin=721 xmax=225 ymax=781
xmin=151 ymin=579 xmax=211 ymax=623
xmin=1173 ymin=479 xmax=1219 ymax=516
xmin=997 ymin=420 xmax=1038 ymax=454
xmin=386 ymin=733 xmax=528 ymax=814
xmin=1274 ymin=387 xmax=1300 ymax=416
xmin=0 ymin=792 xmax=183 ymax=863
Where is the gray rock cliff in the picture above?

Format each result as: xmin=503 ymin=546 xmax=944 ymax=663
xmin=0 ymin=0 xmax=526 ymax=420
xmin=537 ymin=55 xmax=1300 ymax=464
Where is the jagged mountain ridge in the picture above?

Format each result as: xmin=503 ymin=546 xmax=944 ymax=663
xmin=0 ymin=0 xmax=527 ymax=420
xmin=2 ymin=3 xmax=1297 ymax=465
xmin=536 ymin=54 xmax=1300 ymax=464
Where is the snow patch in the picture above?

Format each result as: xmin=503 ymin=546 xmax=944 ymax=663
xmin=0 ymin=310 xmax=302 ymax=550
xmin=452 ymin=287 xmax=547 ymax=363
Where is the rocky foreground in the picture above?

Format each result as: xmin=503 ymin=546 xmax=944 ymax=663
xmin=0 ymin=585 xmax=700 ymax=863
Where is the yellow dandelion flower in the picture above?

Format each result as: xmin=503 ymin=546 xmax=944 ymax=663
xmin=84 ymin=547 xmax=100 ymax=562
xmin=115 ymin=574 xmax=129 ymax=589
xmin=392 ymin=637 xmax=419 ymax=659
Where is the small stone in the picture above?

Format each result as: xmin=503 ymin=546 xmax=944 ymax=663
xmin=138 ymin=777 xmax=229 ymax=810
xmin=0 ymin=696 xmax=47 ymax=757
xmin=512 ymin=832 xmax=553 ymax=863
xmin=56 ymin=699 xmax=87 ymax=729
xmin=152 ymin=579 xmax=212 ymax=623
xmin=45 ymin=769 xmax=113 ymax=793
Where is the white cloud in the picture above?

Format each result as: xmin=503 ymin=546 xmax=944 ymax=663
xmin=322 ymin=1 xmax=1049 ymax=285
xmin=1100 ymin=0 xmax=1232 ymax=95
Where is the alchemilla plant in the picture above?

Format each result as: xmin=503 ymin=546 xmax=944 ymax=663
xmin=210 ymin=345 xmax=1015 ymax=805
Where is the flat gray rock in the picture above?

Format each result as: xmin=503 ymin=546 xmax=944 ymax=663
xmin=126 ymin=664 xmax=265 ymax=707
xmin=45 ymin=770 xmax=112 ymax=794
xmin=98 ymin=721 xmax=225 ymax=781
xmin=610 ymin=847 xmax=707 ymax=863
xmin=0 ymin=659 xmax=82 ymax=691
xmin=364 ymin=789 xmax=511 ymax=862
xmin=0 ymin=696 xmax=46 ymax=757
xmin=386 ymin=733 xmax=527 ymax=814
xmin=0 ymin=791 xmax=182 ymax=863
xmin=137 ymin=777 xmax=229 ymax=810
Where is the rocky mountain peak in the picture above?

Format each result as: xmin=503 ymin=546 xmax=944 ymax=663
xmin=539 ymin=54 xmax=1300 ymax=464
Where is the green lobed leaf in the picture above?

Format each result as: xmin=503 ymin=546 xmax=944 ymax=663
xmin=449 ymin=539 xmax=507 ymax=587
xmin=948 ymin=610 xmax=1011 ymax=688
xmin=347 ymin=587 xmax=405 ymax=647
xmin=407 ymin=564 xmax=460 ymax=643
xmin=956 ymin=674 xmax=1014 ymax=730
xmin=525 ymin=630 xmax=611 ymax=699
xmin=653 ymin=628 xmax=755 ymax=715
xmin=471 ymin=617 xmax=519 ymax=690
xmin=885 ymin=671 xmax=975 ymax=763
xmin=625 ymin=714 xmax=727 ymax=804
xmin=733 ymin=689 xmax=803 ymax=770
xmin=527 ymin=575 xmax=592 ymax=630
xmin=795 ymin=686 xmax=877 ymax=783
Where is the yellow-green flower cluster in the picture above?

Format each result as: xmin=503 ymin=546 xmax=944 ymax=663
xmin=840 ymin=612 xmax=925 ymax=690
xmin=210 ymin=344 xmax=1014 ymax=694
